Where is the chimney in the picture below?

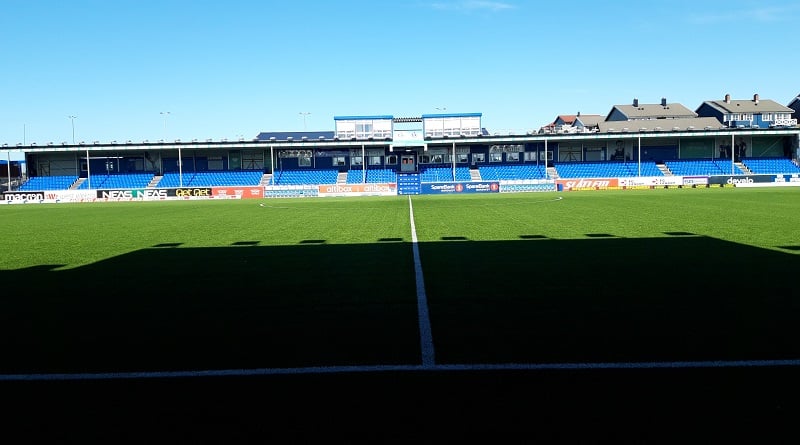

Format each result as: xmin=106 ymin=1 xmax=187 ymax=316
xmin=577 ymin=111 xmax=580 ymax=117
xmin=633 ymin=98 xmax=639 ymax=107
xmin=661 ymin=97 xmax=667 ymax=107
xmin=724 ymin=93 xmax=731 ymax=103
xmin=753 ymin=93 xmax=759 ymax=104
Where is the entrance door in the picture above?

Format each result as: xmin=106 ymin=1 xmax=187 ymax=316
xmin=400 ymin=154 xmax=417 ymax=172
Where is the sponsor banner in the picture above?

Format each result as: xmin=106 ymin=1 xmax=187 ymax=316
xmin=730 ymin=174 xmax=800 ymax=188
xmin=318 ymin=183 xmax=397 ymax=197
xmin=618 ymin=176 xmax=683 ymax=187
xmin=313 ymin=150 xmax=350 ymax=157
xmin=98 ymin=189 xmax=170 ymax=201
xmin=774 ymin=174 xmax=800 ymax=183
xmin=212 ymin=186 xmax=263 ymax=199
xmin=708 ymin=175 xmax=775 ymax=186
xmin=682 ymin=176 xmax=709 ymax=186
xmin=734 ymin=181 xmax=800 ymax=188
xmin=3 ymin=191 xmax=45 ymax=201
xmin=556 ymin=178 xmax=619 ymax=191
xmin=47 ymin=190 xmax=98 ymax=202
xmin=421 ymin=181 xmax=500 ymax=194
xmin=168 ymin=187 xmax=213 ymax=198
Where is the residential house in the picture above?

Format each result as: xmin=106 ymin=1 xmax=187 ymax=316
xmin=695 ymin=93 xmax=796 ymax=129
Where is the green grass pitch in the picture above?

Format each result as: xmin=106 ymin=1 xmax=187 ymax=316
xmin=1 ymin=187 xmax=798 ymax=374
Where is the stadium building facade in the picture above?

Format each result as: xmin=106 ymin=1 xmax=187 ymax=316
xmin=3 ymin=94 xmax=800 ymax=199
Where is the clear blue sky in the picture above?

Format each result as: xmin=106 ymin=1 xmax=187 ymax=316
xmin=2 ymin=0 xmax=799 ymax=145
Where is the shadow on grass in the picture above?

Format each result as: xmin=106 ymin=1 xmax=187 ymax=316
xmin=1 ymin=233 xmax=798 ymax=374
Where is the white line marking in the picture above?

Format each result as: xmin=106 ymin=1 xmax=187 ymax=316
xmin=409 ymin=196 xmax=435 ymax=367
xmin=2 ymin=359 xmax=799 ymax=381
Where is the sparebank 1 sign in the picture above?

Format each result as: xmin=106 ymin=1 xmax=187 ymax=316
xmin=421 ymin=182 xmax=500 ymax=194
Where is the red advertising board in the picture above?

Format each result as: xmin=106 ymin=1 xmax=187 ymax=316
xmin=212 ymin=186 xmax=264 ymax=199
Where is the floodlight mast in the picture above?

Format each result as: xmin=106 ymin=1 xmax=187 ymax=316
xmin=299 ymin=112 xmax=311 ymax=130
xmin=68 ymin=115 xmax=77 ymax=144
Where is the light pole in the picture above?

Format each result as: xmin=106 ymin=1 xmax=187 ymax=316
xmin=299 ymin=112 xmax=310 ymax=130
xmin=68 ymin=115 xmax=77 ymax=144
xmin=160 ymin=111 xmax=170 ymax=140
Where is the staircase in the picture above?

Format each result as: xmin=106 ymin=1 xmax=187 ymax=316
xmin=735 ymin=162 xmax=751 ymax=174
xmin=260 ymin=173 xmax=273 ymax=186
xmin=337 ymin=172 xmax=347 ymax=184
xmin=70 ymin=178 xmax=85 ymax=189
xmin=546 ymin=166 xmax=559 ymax=179
xmin=148 ymin=175 xmax=162 ymax=188
xmin=657 ymin=163 xmax=672 ymax=176
xmin=469 ymin=168 xmax=481 ymax=181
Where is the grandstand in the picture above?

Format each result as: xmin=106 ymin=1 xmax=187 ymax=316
xmin=478 ymin=164 xmax=547 ymax=180
xmin=3 ymin=102 xmax=799 ymax=194
xmin=18 ymin=175 xmax=78 ymax=191
xmin=158 ymin=170 xmax=263 ymax=188
xmin=664 ymin=159 xmax=743 ymax=176
xmin=77 ymin=173 xmax=154 ymax=189
xmin=270 ymin=169 xmax=338 ymax=186
xmin=554 ymin=161 xmax=663 ymax=178
xmin=741 ymin=157 xmax=800 ymax=174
